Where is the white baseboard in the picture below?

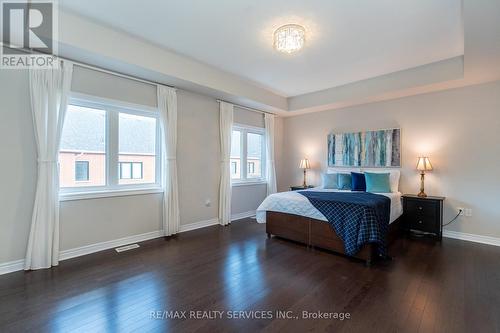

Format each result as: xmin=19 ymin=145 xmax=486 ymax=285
xmin=0 ymin=217 xmax=222 ymax=276
xmin=231 ymin=210 xmax=256 ymax=221
xmin=59 ymin=230 xmax=164 ymax=261
xmin=1 ymin=230 xmax=164 ymax=275
xmin=0 ymin=259 xmax=25 ymax=275
xmin=4 ymin=226 xmax=497 ymax=276
xmin=443 ymin=230 xmax=500 ymax=247
xmin=179 ymin=218 xmax=219 ymax=233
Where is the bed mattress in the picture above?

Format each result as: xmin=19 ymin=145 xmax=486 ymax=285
xmin=256 ymin=188 xmax=403 ymax=224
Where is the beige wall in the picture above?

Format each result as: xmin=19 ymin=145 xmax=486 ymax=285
xmin=59 ymin=88 xmax=225 ymax=251
xmin=60 ymin=194 xmax=163 ymax=251
xmin=176 ymin=89 xmax=220 ymax=224
xmin=0 ymin=70 xmax=37 ymax=264
xmin=232 ymin=184 xmax=267 ymax=216
xmin=0 ymin=69 xmax=274 ymax=263
xmin=6 ymin=66 xmax=498 ymax=265
xmin=279 ymin=80 xmax=500 ymax=238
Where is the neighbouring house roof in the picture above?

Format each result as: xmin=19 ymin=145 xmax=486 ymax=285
xmin=60 ymin=105 xmax=156 ymax=154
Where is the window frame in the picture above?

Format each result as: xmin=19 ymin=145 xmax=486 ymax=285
xmin=247 ymin=161 xmax=255 ymax=174
xmin=59 ymin=93 xmax=162 ymax=200
xmin=231 ymin=123 xmax=266 ymax=186
xmin=119 ymin=162 xmax=132 ymax=180
xmin=132 ymin=162 xmax=143 ymax=179
xmin=119 ymin=161 xmax=144 ymax=180
xmin=231 ymin=161 xmax=237 ymax=175
xmin=74 ymin=160 xmax=90 ymax=182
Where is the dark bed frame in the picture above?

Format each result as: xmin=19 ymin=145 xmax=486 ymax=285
xmin=266 ymin=211 xmax=403 ymax=266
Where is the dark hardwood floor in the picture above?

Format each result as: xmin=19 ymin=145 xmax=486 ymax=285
xmin=1 ymin=218 xmax=499 ymax=333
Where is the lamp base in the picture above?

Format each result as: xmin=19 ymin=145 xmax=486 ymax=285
xmin=418 ymin=172 xmax=427 ymax=198
xmin=417 ymin=191 xmax=427 ymax=198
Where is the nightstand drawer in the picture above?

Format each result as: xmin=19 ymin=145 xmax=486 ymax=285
xmin=405 ymin=200 xmax=438 ymax=218
xmin=402 ymin=194 xmax=445 ymax=240
xmin=408 ymin=215 xmax=436 ymax=233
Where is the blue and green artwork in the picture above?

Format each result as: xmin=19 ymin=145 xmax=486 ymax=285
xmin=327 ymin=128 xmax=401 ymax=167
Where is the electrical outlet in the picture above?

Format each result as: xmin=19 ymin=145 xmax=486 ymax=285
xmin=465 ymin=208 xmax=472 ymax=217
xmin=458 ymin=207 xmax=465 ymax=216
xmin=205 ymin=199 xmax=211 ymax=207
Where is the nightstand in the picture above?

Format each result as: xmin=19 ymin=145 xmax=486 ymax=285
xmin=402 ymin=194 xmax=445 ymax=240
xmin=290 ymin=185 xmax=314 ymax=191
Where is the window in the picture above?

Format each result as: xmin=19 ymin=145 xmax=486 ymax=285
xmin=230 ymin=130 xmax=241 ymax=179
xmin=231 ymin=124 xmax=266 ymax=183
xmin=231 ymin=161 xmax=238 ymax=175
xmin=75 ymin=161 xmax=89 ymax=181
xmin=119 ymin=162 xmax=143 ymax=180
xmin=118 ymin=113 xmax=155 ymax=185
xmin=60 ymin=105 xmax=106 ymax=188
xmin=247 ymin=162 xmax=255 ymax=174
xmin=59 ymin=98 xmax=161 ymax=195
xmin=247 ymin=133 xmax=262 ymax=179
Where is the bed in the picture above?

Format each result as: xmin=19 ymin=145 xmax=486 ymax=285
xmin=256 ymin=188 xmax=404 ymax=265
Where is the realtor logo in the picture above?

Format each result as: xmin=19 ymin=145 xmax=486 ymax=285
xmin=1 ymin=0 xmax=58 ymax=68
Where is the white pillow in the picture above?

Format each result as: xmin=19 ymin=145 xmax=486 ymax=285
xmin=361 ymin=168 xmax=400 ymax=193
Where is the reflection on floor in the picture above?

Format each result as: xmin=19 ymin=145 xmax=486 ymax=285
xmin=1 ymin=218 xmax=499 ymax=332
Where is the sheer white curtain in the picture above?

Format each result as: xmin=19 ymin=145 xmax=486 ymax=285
xmin=265 ymin=113 xmax=277 ymax=195
xmin=157 ymin=85 xmax=180 ymax=236
xmin=25 ymin=60 xmax=73 ymax=270
xmin=219 ymin=102 xmax=233 ymax=226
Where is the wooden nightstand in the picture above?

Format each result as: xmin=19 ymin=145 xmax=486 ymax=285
xmin=290 ymin=185 xmax=314 ymax=191
xmin=402 ymin=194 xmax=445 ymax=240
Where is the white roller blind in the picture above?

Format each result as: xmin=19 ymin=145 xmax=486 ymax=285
xmin=71 ymin=65 xmax=157 ymax=108
xmin=233 ymin=106 xmax=264 ymax=128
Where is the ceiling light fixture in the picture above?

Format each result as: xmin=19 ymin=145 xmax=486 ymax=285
xmin=274 ymin=24 xmax=305 ymax=54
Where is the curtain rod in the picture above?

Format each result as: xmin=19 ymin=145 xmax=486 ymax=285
xmin=67 ymin=59 xmax=274 ymax=115
xmin=216 ymin=99 xmax=274 ymax=116
xmin=3 ymin=45 xmax=175 ymax=89
xmin=65 ymin=58 xmax=275 ymax=115
xmin=63 ymin=58 xmax=175 ymax=90
xmin=8 ymin=46 xmax=275 ymax=112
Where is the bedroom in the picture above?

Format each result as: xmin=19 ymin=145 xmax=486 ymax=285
xmin=0 ymin=0 xmax=499 ymax=332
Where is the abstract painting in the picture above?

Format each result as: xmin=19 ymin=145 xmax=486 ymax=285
xmin=327 ymin=128 xmax=401 ymax=167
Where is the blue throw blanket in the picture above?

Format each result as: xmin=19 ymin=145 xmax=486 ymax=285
xmin=298 ymin=191 xmax=391 ymax=256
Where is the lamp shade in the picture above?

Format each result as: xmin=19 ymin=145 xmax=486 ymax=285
xmin=416 ymin=157 xmax=433 ymax=172
xmin=299 ymin=158 xmax=311 ymax=169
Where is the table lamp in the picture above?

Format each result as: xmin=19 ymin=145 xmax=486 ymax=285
xmin=299 ymin=158 xmax=311 ymax=187
xmin=416 ymin=157 xmax=433 ymax=197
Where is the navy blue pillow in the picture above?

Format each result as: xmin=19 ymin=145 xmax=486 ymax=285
xmin=351 ymin=172 xmax=366 ymax=192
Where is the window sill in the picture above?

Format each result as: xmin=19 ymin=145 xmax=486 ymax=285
xmin=59 ymin=187 xmax=164 ymax=201
xmin=232 ymin=180 xmax=268 ymax=187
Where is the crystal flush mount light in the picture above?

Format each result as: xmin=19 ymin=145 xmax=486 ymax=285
xmin=273 ymin=24 xmax=305 ymax=54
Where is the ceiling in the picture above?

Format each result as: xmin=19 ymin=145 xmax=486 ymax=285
xmin=59 ymin=0 xmax=464 ymax=97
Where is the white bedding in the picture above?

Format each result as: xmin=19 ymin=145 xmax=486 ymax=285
xmin=256 ymin=187 xmax=403 ymax=224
